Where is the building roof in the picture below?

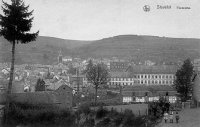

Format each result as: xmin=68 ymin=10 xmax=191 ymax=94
xmin=123 ymin=85 xmax=175 ymax=91
xmin=126 ymin=65 xmax=178 ymax=74
xmin=122 ymin=85 xmax=177 ymax=97
xmin=110 ymin=71 xmax=129 ymax=78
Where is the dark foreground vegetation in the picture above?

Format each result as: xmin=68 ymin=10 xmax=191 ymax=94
xmin=1 ymin=102 xmax=163 ymax=127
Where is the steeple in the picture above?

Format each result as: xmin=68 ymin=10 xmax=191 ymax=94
xmin=58 ymin=50 xmax=63 ymax=63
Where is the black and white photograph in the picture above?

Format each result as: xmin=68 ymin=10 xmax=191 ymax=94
xmin=0 ymin=0 xmax=200 ymax=127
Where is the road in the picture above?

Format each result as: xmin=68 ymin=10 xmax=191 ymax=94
xmin=157 ymin=108 xmax=200 ymax=127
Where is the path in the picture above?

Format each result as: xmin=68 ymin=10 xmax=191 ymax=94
xmin=157 ymin=108 xmax=200 ymax=127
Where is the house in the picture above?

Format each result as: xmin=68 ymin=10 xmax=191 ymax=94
xmin=46 ymin=79 xmax=69 ymax=91
xmin=110 ymin=61 xmax=129 ymax=72
xmin=122 ymin=85 xmax=177 ymax=103
xmin=193 ymin=73 xmax=200 ymax=105
xmin=194 ymin=59 xmax=200 ymax=72
xmin=63 ymin=56 xmax=73 ymax=62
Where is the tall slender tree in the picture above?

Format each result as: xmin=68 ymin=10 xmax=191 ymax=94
xmin=0 ymin=0 xmax=39 ymax=94
xmin=174 ymin=58 xmax=194 ymax=102
xmin=86 ymin=61 xmax=110 ymax=105
xmin=0 ymin=0 xmax=38 ymax=123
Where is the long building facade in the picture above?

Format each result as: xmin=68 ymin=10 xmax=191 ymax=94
xmin=109 ymin=65 xmax=177 ymax=87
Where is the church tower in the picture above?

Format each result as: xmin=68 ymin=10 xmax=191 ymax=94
xmin=58 ymin=50 xmax=63 ymax=63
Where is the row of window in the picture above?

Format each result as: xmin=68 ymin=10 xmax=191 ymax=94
xmin=110 ymin=80 xmax=173 ymax=85
xmin=112 ymin=74 xmax=174 ymax=81
xmin=123 ymin=96 xmax=176 ymax=103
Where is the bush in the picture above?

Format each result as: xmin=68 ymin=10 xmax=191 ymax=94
xmin=96 ymin=107 xmax=108 ymax=119
xmin=96 ymin=117 xmax=111 ymax=127
xmin=78 ymin=103 xmax=91 ymax=115
xmin=82 ymin=118 xmax=95 ymax=127
xmin=2 ymin=102 xmax=75 ymax=127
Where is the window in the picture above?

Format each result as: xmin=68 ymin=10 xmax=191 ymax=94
xmin=155 ymin=75 xmax=158 ymax=79
xmin=141 ymin=75 xmax=143 ymax=78
xmin=162 ymin=80 xmax=165 ymax=84
xmin=159 ymin=81 xmax=161 ymax=84
xmin=123 ymin=97 xmax=132 ymax=103
xmin=166 ymin=81 xmax=169 ymax=84
xmin=148 ymin=75 xmax=150 ymax=79
xmin=162 ymin=75 xmax=165 ymax=79
xmin=155 ymin=81 xmax=158 ymax=84
xmin=148 ymin=80 xmax=150 ymax=84
xmin=145 ymin=75 xmax=147 ymax=78
xmin=159 ymin=75 xmax=161 ymax=79
xmin=166 ymin=75 xmax=168 ymax=79
xmin=141 ymin=81 xmax=143 ymax=84
xmin=152 ymin=75 xmax=154 ymax=79
xmin=152 ymin=81 xmax=154 ymax=84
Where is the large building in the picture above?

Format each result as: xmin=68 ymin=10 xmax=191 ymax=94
xmin=109 ymin=65 xmax=177 ymax=87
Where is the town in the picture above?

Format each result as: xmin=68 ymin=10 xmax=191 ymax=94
xmin=0 ymin=0 xmax=200 ymax=127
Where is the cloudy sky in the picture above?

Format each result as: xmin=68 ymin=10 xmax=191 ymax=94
xmin=1 ymin=0 xmax=200 ymax=40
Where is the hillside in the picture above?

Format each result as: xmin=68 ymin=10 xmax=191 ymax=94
xmin=0 ymin=35 xmax=200 ymax=64
xmin=75 ymin=35 xmax=200 ymax=63
xmin=0 ymin=36 xmax=93 ymax=64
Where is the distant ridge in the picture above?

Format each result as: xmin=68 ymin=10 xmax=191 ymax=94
xmin=0 ymin=35 xmax=200 ymax=64
xmin=75 ymin=35 xmax=200 ymax=63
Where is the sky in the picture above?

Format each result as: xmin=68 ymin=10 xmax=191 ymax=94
xmin=1 ymin=0 xmax=200 ymax=40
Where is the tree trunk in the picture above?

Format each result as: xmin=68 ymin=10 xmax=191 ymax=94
xmin=4 ymin=41 xmax=16 ymax=124
xmin=95 ymin=85 xmax=98 ymax=106
xmin=7 ymin=41 xmax=16 ymax=94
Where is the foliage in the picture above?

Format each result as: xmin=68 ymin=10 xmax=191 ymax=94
xmin=2 ymin=102 xmax=76 ymax=127
xmin=174 ymin=58 xmax=194 ymax=102
xmin=96 ymin=117 xmax=111 ymax=127
xmin=86 ymin=60 xmax=110 ymax=105
xmin=0 ymin=0 xmax=39 ymax=94
xmin=78 ymin=103 xmax=91 ymax=116
xmin=1 ymin=102 xmax=162 ymax=127
xmin=82 ymin=118 xmax=95 ymax=127
xmin=96 ymin=106 xmax=109 ymax=119
xmin=35 ymin=78 xmax=45 ymax=91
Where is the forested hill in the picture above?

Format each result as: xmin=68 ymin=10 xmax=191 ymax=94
xmin=75 ymin=35 xmax=200 ymax=63
xmin=0 ymin=35 xmax=200 ymax=64
xmin=0 ymin=36 xmax=92 ymax=64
